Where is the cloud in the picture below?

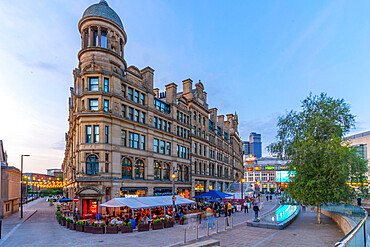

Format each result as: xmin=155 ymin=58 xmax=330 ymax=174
xmin=53 ymin=138 xmax=66 ymax=151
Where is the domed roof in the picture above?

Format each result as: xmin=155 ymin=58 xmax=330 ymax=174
xmin=82 ymin=0 xmax=123 ymax=29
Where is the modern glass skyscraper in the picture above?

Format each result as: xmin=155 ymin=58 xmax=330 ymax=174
xmin=249 ymin=132 xmax=262 ymax=158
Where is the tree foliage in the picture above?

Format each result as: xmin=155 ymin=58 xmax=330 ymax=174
xmin=268 ymin=93 xmax=367 ymax=223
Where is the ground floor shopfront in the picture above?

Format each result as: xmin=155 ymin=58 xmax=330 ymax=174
xmin=193 ymin=178 xmax=232 ymax=197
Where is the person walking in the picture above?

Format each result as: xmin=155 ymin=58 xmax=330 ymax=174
xmin=244 ymin=201 xmax=249 ymax=213
xmin=270 ymin=194 xmax=272 ymax=201
xmin=227 ymin=202 xmax=232 ymax=217
xmin=357 ymin=197 xmax=362 ymax=206
xmin=266 ymin=195 xmax=269 ymax=201
xmin=253 ymin=202 xmax=260 ymax=222
xmin=224 ymin=204 xmax=228 ymax=217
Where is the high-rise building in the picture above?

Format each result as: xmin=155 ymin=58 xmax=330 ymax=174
xmin=243 ymin=141 xmax=250 ymax=155
xmin=249 ymin=132 xmax=262 ymax=158
xmin=62 ymin=0 xmax=244 ymax=213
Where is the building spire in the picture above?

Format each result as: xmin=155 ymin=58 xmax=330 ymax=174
xmin=99 ymin=0 xmax=108 ymax=6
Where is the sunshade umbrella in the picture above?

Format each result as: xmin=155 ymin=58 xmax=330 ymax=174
xmin=59 ymin=198 xmax=73 ymax=202
xmin=193 ymin=190 xmax=233 ymax=199
xmin=205 ymin=199 xmax=222 ymax=203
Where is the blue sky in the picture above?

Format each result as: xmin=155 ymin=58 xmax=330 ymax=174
xmin=0 ymin=0 xmax=370 ymax=173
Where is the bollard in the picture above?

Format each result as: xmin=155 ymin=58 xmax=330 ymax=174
xmin=196 ymin=225 xmax=199 ymax=240
xmin=224 ymin=217 xmax=227 ymax=230
xmin=231 ymin=216 xmax=233 ymax=228
xmin=184 ymin=228 xmax=187 ymax=243
xmin=216 ymin=220 xmax=218 ymax=233
xmin=207 ymin=222 xmax=209 ymax=236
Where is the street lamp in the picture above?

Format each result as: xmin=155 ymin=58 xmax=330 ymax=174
xmin=241 ymin=178 xmax=245 ymax=209
xmin=171 ymin=172 xmax=176 ymax=220
xmin=21 ymin=154 xmax=30 ymax=218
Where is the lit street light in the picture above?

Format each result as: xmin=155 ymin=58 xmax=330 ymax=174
xmin=20 ymin=154 xmax=30 ymax=218
xmin=171 ymin=171 xmax=176 ymax=220
xmin=241 ymin=178 xmax=245 ymax=210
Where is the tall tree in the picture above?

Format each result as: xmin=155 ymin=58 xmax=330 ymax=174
xmin=268 ymin=93 xmax=367 ymax=224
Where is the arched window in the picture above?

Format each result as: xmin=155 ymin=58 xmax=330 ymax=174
xmin=122 ymin=158 xmax=132 ymax=178
xmin=163 ymin=163 xmax=170 ymax=180
xmin=154 ymin=162 xmax=161 ymax=180
xmin=184 ymin=166 xmax=189 ymax=181
xmin=135 ymin=159 xmax=144 ymax=179
xmin=86 ymin=155 xmax=99 ymax=175
xmin=177 ymin=165 xmax=183 ymax=181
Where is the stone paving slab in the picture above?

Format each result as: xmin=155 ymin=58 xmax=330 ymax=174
xmin=179 ymin=208 xmax=343 ymax=247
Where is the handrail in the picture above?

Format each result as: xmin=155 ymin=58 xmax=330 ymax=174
xmin=333 ymin=206 xmax=368 ymax=247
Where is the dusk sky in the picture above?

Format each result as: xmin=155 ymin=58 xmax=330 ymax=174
xmin=1 ymin=0 xmax=370 ymax=173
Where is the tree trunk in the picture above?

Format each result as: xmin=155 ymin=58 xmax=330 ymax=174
xmin=317 ymin=203 xmax=321 ymax=224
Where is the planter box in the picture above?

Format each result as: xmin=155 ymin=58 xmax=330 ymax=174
xmin=57 ymin=217 xmax=61 ymax=224
xmin=70 ymin=223 xmax=76 ymax=230
xmin=76 ymin=225 xmax=84 ymax=232
xmin=138 ymin=224 xmax=149 ymax=232
xmin=61 ymin=220 xmax=66 ymax=226
xmin=180 ymin=219 xmax=185 ymax=225
xmin=152 ymin=222 xmax=163 ymax=230
xmin=105 ymin=226 xmax=119 ymax=234
xmin=85 ymin=226 xmax=104 ymax=234
xmin=164 ymin=221 xmax=174 ymax=228
xmin=121 ymin=225 xmax=133 ymax=233
xmin=66 ymin=222 xmax=70 ymax=228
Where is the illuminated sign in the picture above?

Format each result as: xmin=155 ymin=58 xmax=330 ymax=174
xmin=254 ymin=167 xmax=261 ymax=171
xmin=245 ymin=154 xmax=257 ymax=162
xmin=89 ymin=202 xmax=97 ymax=214
xmin=276 ymin=171 xmax=296 ymax=183
xmin=125 ymin=194 xmax=138 ymax=198
xmin=246 ymin=161 xmax=254 ymax=165
xmin=265 ymin=166 xmax=275 ymax=170
xmin=247 ymin=167 xmax=253 ymax=171
xmin=195 ymin=183 xmax=204 ymax=191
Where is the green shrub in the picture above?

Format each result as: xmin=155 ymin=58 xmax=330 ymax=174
xmin=127 ymin=222 xmax=132 ymax=226
xmin=163 ymin=217 xmax=167 ymax=222
xmin=62 ymin=217 xmax=66 ymax=221
xmin=169 ymin=217 xmax=173 ymax=221
xmin=66 ymin=218 xmax=72 ymax=223
xmin=113 ymin=222 xmax=117 ymax=227
xmin=153 ymin=219 xmax=161 ymax=224
xmin=85 ymin=221 xmax=89 ymax=226
xmin=181 ymin=215 xmax=185 ymax=220
xmin=100 ymin=223 xmax=105 ymax=227
xmin=122 ymin=222 xmax=127 ymax=226
xmin=77 ymin=221 xmax=84 ymax=225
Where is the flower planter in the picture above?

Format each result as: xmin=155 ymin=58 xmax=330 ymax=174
xmin=138 ymin=224 xmax=150 ymax=232
xmin=70 ymin=223 xmax=76 ymax=230
xmin=85 ymin=226 xmax=104 ymax=234
xmin=57 ymin=217 xmax=61 ymax=224
xmin=105 ymin=226 xmax=119 ymax=234
xmin=61 ymin=219 xmax=66 ymax=226
xmin=180 ymin=219 xmax=185 ymax=225
xmin=152 ymin=222 xmax=163 ymax=230
xmin=66 ymin=222 xmax=70 ymax=228
xmin=121 ymin=225 xmax=133 ymax=233
xmin=164 ymin=221 xmax=174 ymax=228
xmin=76 ymin=225 xmax=84 ymax=232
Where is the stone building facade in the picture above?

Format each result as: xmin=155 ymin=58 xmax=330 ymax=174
xmin=62 ymin=1 xmax=243 ymax=214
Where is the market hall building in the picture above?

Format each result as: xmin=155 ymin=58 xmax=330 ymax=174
xmin=62 ymin=0 xmax=244 ymax=215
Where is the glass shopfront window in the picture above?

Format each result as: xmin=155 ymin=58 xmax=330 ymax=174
xmin=120 ymin=187 xmax=147 ymax=198
xmin=153 ymin=188 xmax=172 ymax=196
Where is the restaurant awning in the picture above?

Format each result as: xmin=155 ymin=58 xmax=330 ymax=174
xmin=100 ymin=195 xmax=195 ymax=209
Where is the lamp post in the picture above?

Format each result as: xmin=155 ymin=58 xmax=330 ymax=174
xmin=241 ymin=178 xmax=245 ymax=209
xmin=171 ymin=171 xmax=176 ymax=220
xmin=20 ymin=154 xmax=30 ymax=218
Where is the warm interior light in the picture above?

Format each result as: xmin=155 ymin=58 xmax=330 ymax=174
xmin=171 ymin=174 xmax=176 ymax=179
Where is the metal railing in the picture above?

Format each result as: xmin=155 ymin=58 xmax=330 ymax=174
xmin=321 ymin=203 xmax=368 ymax=247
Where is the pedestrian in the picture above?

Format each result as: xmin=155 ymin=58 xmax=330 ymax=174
xmin=227 ymin=202 xmax=232 ymax=217
xmin=253 ymin=202 xmax=260 ymax=222
xmin=244 ymin=201 xmax=249 ymax=213
xmin=266 ymin=195 xmax=269 ymax=201
xmin=357 ymin=197 xmax=362 ymax=206
xmin=224 ymin=204 xmax=228 ymax=217
xmin=270 ymin=195 xmax=272 ymax=201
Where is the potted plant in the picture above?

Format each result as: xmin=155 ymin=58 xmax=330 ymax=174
xmin=180 ymin=215 xmax=185 ymax=225
xmin=61 ymin=216 xmax=66 ymax=226
xmin=66 ymin=218 xmax=72 ymax=228
xmin=164 ymin=217 xmax=174 ymax=228
xmin=121 ymin=222 xmax=133 ymax=233
xmin=70 ymin=220 xmax=77 ymax=230
xmin=138 ymin=220 xmax=150 ymax=232
xmin=152 ymin=219 xmax=163 ymax=230
xmin=84 ymin=221 xmax=94 ymax=233
xmin=106 ymin=222 xmax=119 ymax=234
xmin=76 ymin=221 xmax=84 ymax=232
